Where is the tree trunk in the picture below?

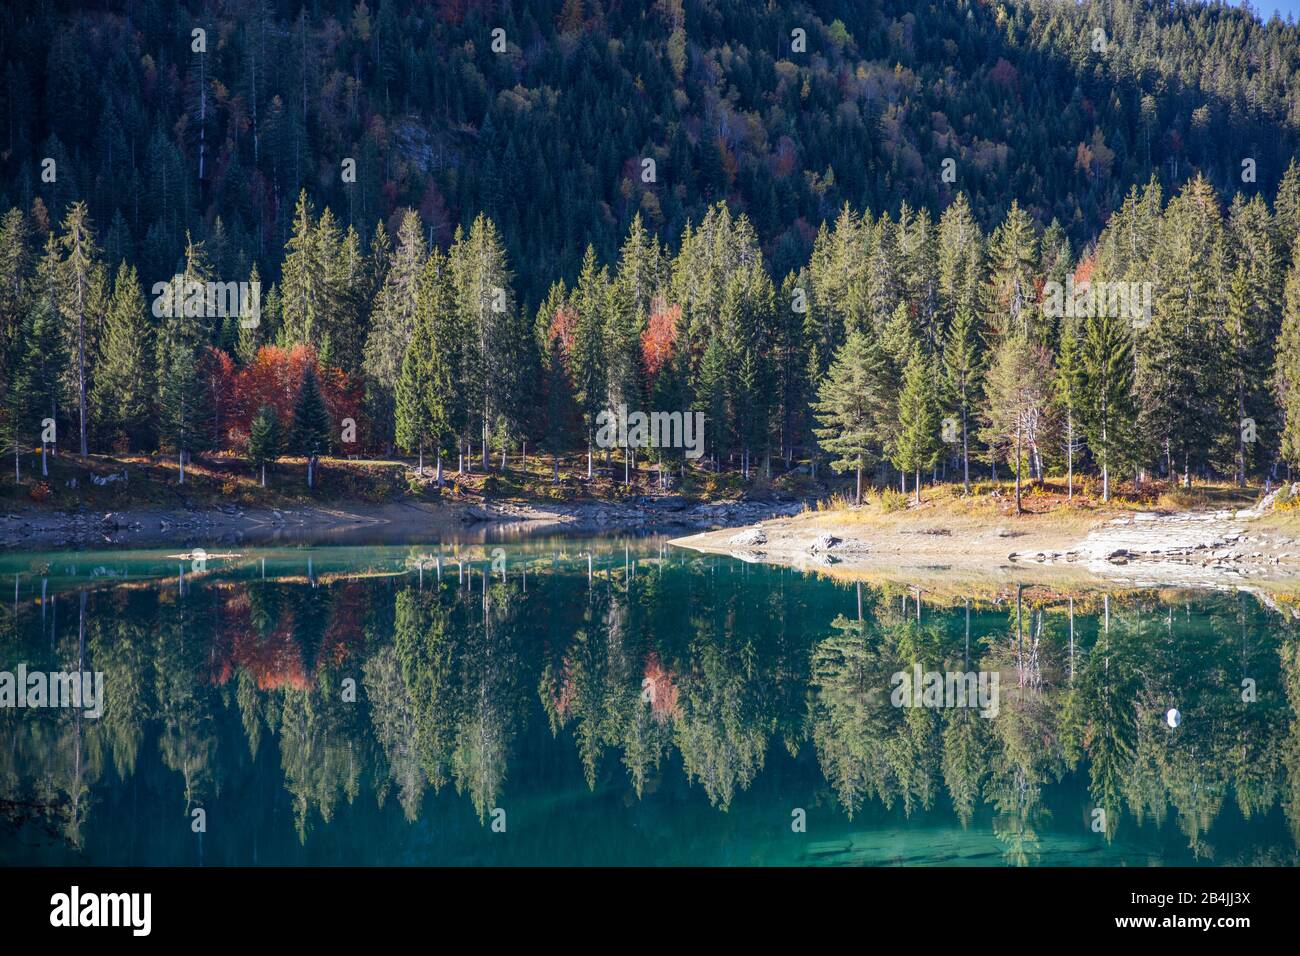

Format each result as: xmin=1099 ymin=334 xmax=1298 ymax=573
xmin=436 ymin=449 xmax=443 ymax=486
xmin=1066 ymin=414 xmax=1073 ymax=501
xmin=855 ymin=457 xmax=862 ymax=506
xmin=915 ymin=467 xmax=921 ymax=505
xmin=260 ymin=464 xmax=266 ymax=487
xmin=1014 ymin=423 xmax=1022 ymax=515
xmin=961 ymin=407 xmax=969 ymax=494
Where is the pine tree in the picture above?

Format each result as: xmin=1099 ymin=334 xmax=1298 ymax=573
xmin=364 ymin=209 xmax=425 ymax=446
xmin=981 ymin=333 xmax=1054 ymax=513
xmin=567 ymin=246 xmax=609 ymax=478
xmin=290 ymin=365 xmax=331 ymax=488
xmin=812 ymin=330 xmax=891 ymax=505
xmin=236 ymin=263 xmax=265 ymax=365
xmin=448 ymin=214 xmax=516 ymax=470
xmin=248 ymin=403 xmax=281 ymax=487
xmin=155 ymin=234 xmax=209 ymax=482
xmin=1275 ymin=236 xmax=1300 ymax=473
xmin=55 ymin=201 xmax=106 ymax=455
xmin=395 ymin=250 xmax=458 ymax=483
xmin=892 ymin=351 xmax=942 ymax=503
xmin=1053 ymin=314 xmax=1086 ymax=500
xmin=1080 ymin=309 xmax=1136 ymax=503
xmin=983 ymin=200 xmax=1040 ymax=341
xmin=12 ymin=296 xmax=65 ymax=478
xmin=91 ymin=262 xmax=153 ymax=450
xmin=1140 ymin=175 xmax=1225 ymax=486
xmin=941 ymin=303 xmax=984 ymax=493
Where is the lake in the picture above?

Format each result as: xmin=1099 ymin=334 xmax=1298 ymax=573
xmin=1 ymin=537 xmax=1296 ymax=866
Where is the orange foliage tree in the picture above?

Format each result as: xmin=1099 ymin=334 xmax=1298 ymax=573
xmin=222 ymin=345 xmax=366 ymax=452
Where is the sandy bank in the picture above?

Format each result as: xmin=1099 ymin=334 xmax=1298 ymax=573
xmin=670 ymin=500 xmax=1300 ymax=589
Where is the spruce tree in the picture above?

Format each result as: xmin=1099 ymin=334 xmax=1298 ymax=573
xmin=941 ymin=303 xmax=984 ymax=493
xmin=248 ymin=403 xmax=281 ymax=487
xmin=91 ymin=262 xmax=153 ymax=450
xmin=812 ymin=330 xmax=890 ymax=505
xmin=1054 ymin=314 xmax=1086 ymax=500
xmin=290 ymin=365 xmax=331 ymax=488
xmin=892 ymin=351 xmax=942 ymax=504
xmin=1080 ymin=309 xmax=1136 ymax=503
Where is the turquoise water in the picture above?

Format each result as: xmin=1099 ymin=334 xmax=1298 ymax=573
xmin=0 ymin=538 xmax=1296 ymax=866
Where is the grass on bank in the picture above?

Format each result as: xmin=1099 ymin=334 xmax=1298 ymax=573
xmin=0 ymin=444 xmax=1270 ymax=519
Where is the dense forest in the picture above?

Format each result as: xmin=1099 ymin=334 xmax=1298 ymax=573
xmin=8 ymin=0 xmax=1300 ymax=502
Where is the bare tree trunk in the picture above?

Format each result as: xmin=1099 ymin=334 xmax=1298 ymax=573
xmin=1066 ymin=414 xmax=1073 ymax=501
xmin=1014 ymin=423 xmax=1022 ymax=514
xmin=962 ymin=406 xmax=970 ymax=494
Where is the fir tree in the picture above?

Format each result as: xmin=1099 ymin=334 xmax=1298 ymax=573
xmin=247 ymin=403 xmax=282 ymax=487
xmin=813 ymin=330 xmax=890 ymax=505
xmin=1080 ymin=309 xmax=1136 ymax=503
xmin=941 ymin=303 xmax=984 ymax=493
xmin=290 ymin=365 xmax=331 ymax=488
xmin=892 ymin=351 xmax=942 ymax=503
xmin=91 ymin=262 xmax=153 ymax=450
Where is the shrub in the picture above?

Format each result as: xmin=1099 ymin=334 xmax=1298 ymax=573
xmin=879 ymin=487 xmax=908 ymax=513
xmin=29 ymin=481 xmax=51 ymax=503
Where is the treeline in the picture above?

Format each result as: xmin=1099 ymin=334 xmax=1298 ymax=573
xmin=5 ymin=0 xmax=1300 ymax=308
xmin=6 ymin=162 xmax=1300 ymax=502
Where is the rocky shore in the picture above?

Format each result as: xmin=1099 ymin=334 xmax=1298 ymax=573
xmin=0 ymin=494 xmax=807 ymax=551
xmin=671 ymin=497 xmax=1300 ymax=588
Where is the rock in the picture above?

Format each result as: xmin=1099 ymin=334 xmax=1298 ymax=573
xmin=729 ymin=528 xmax=767 ymax=547
xmin=809 ymin=532 xmax=841 ymax=553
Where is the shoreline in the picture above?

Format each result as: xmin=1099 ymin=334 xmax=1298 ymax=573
xmin=668 ymin=499 xmax=1300 ymax=591
xmin=0 ymin=495 xmax=806 ymax=551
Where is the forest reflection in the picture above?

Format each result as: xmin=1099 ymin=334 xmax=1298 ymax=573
xmin=2 ymin=542 xmax=1298 ymax=866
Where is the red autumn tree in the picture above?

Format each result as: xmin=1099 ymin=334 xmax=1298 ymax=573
xmin=227 ymin=345 xmax=366 ymax=452
xmin=640 ymin=300 xmax=680 ymax=383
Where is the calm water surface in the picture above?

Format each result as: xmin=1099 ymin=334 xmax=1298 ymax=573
xmin=1 ymin=537 xmax=1297 ymax=866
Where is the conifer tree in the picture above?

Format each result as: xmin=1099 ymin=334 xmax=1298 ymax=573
xmin=813 ymin=330 xmax=890 ymax=505
xmin=91 ymin=262 xmax=153 ymax=450
xmin=1080 ymin=309 xmax=1136 ymax=503
xmin=892 ymin=352 xmax=942 ymax=503
xmin=13 ymin=296 xmax=65 ymax=478
xmin=981 ymin=333 xmax=1054 ymax=513
xmin=567 ymin=246 xmax=609 ymax=478
xmin=941 ymin=303 xmax=984 ymax=493
xmin=248 ymin=403 xmax=281 ymax=487
xmin=365 ymin=209 xmax=426 ymax=447
xmin=55 ymin=201 xmax=106 ymax=455
xmin=1053 ymin=314 xmax=1086 ymax=500
xmin=290 ymin=365 xmax=331 ymax=488
xmin=395 ymin=250 xmax=458 ymax=483
xmin=1275 ymin=236 xmax=1300 ymax=473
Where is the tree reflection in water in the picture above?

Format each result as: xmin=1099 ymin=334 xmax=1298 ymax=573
xmin=2 ymin=542 xmax=1298 ymax=865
